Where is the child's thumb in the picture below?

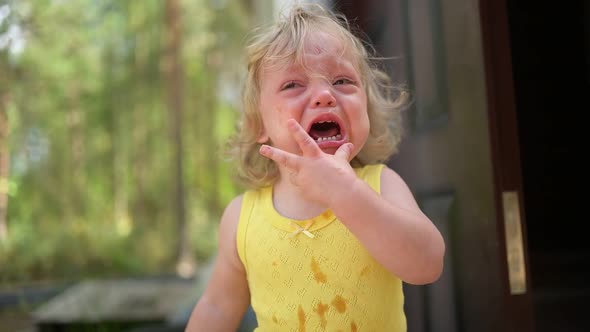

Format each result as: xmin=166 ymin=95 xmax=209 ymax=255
xmin=335 ymin=142 xmax=354 ymax=161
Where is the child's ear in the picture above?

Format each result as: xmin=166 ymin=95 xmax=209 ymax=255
xmin=256 ymin=123 xmax=269 ymax=144
xmin=257 ymin=129 xmax=269 ymax=143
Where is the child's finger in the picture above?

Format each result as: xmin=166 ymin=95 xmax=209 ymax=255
xmin=259 ymin=145 xmax=299 ymax=171
xmin=287 ymin=119 xmax=321 ymax=157
xmin=334 ymin=142 xmax=354 ymax=161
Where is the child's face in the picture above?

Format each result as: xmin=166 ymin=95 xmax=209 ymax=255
xmin=257 ymin=31 xmax=369 ymax=159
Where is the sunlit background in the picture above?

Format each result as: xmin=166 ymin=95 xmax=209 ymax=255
xmin=0 ymin=0 xmax=315 ymax=330
xmin=0 ymin=0 xmax=253 ymax=329
xmin=2 ymin=0 xmax=589 ymax=331
xmin=0 ymin=0 xmax=255 ymax=283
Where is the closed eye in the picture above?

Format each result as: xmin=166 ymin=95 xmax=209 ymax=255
xmin=281 ymin=81 xmax=301 ymax=90
xmin=333 ymin=78 xmax=355 ymax=85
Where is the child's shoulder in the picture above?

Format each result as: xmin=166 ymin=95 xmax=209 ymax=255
xmin=220 ymin=188 xmax=263 ymax=228
xmin=223 ymin=194 xmax=245 ymax=220
xmin=219 ymin=194 xmax=245 ymax=234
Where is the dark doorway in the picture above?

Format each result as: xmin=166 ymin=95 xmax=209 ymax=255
xmin=507 ymin=1 xmax=590 ymax=331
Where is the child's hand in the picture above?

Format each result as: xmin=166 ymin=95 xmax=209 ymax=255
xmin=259 ymin=119 xmax=359 ymax=208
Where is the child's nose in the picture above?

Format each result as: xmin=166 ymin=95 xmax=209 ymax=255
xmin=312 ymin=89 xmax=336 ymax=108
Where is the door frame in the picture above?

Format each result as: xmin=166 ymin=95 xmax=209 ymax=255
xmin=479 ymin=0 xmax=535 ymax=330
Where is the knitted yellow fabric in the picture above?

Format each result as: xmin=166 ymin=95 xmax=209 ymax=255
xmin=237 ymin=164 xmax=406 ymax=331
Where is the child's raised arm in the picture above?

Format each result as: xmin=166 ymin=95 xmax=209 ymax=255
xmin=260 ymin=119 xmax=445 ymax=285
xmin=334 ymin=166 xmax=446 ymax=285
xmin=185 ymin=196 xmax=250 ymax=331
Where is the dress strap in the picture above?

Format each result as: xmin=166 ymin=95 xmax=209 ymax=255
xmin=236 ymin=190 xmax=257 ymax=272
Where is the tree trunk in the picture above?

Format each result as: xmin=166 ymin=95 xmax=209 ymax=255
xmin=68 ymin=86 xmax=86 ymax=218
xmin=103 ymin=46 xmax=131 ymax=236
xmin=201 ymin=74 xmax=221 ymax=216
xmin=165 ymin=0 xmax=194 ymax=277
xmin=130 ymin=6 xmax=149 ymax=229
xmin=0 ymin=92 xmax=10 ymax=241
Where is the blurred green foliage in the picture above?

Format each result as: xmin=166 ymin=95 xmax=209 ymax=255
xmin=0 ymin=0 xmax=250 ymax=284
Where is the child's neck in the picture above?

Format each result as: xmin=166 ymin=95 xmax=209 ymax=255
xmin=272 ymin=176 xmax=328 ymax=221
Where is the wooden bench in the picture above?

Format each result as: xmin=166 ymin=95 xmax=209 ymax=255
xmin=32 ymin=278 xmax=197 ymax=332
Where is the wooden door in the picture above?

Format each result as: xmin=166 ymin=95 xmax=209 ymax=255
xmin=338 ymin=0 xmax=536 ymax=331
xmin=502 ymin=1 xmax=589 ymax=331
xmin=478 ymin=0 xmax=535 ymax=330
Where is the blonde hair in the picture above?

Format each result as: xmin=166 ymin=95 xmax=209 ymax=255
xmin=228 ymin=3 xmax=406 ymax=189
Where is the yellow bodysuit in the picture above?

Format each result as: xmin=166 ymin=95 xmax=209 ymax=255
xmin=237 ymin=164 xmax=406 ymax=331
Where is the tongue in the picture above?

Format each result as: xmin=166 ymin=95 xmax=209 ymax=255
xmin=310 ymin=127 xmax=339 ymax=139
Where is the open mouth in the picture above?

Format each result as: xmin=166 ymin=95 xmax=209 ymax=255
xmin=308 ymin=120 xmax=342 ymax=142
